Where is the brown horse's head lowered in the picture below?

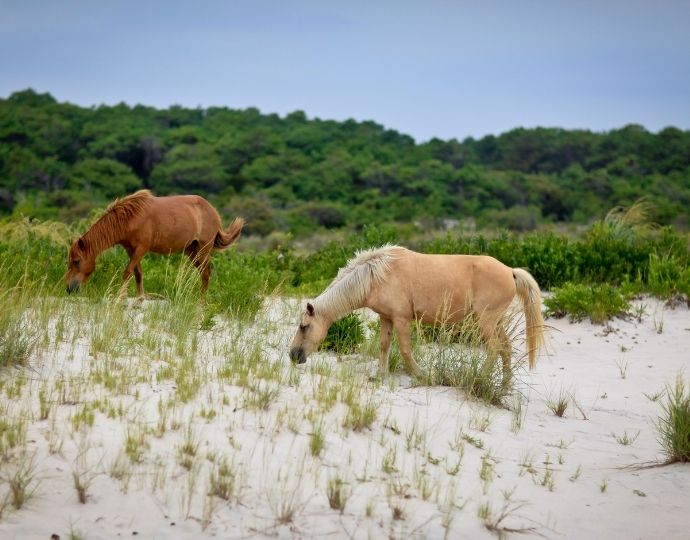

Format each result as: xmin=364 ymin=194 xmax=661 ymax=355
xmin=66 ymin=237 xmax=96 ymax=293
xmin=289 ymin=302 xmax=331 ymax=364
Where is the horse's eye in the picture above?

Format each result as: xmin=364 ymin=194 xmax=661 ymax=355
xmin=299 ymin=323 xmax=310 ymax=331
xmin=73 ymin=260 xmax=80 ymax=269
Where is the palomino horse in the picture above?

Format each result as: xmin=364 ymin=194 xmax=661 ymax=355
xmin=289 ymin=245 xmax=545 ymax=377
xmin=66 ymin=190 xmax=245 ymax=297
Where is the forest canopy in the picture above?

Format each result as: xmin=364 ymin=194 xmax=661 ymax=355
xmin=1 ymin=88 xmax=689 ymax=234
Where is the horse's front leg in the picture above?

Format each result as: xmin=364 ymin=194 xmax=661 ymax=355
xmin=133 ymin=262 xmax=145 ymax=300
xmin=122 ymin=248 xmax=146 ymax=301
xmin=378 ymin=316 xmax=393 ymax=375
xmin=394 ymin=318 xmax=422 ymax=378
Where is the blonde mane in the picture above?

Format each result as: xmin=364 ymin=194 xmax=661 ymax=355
xmin=314 ymin=245 xmax=402 ymax=320
xmin=82 ymin=190 xmax=153 ymax=255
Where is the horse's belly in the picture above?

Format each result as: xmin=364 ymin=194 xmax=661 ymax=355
xmin=413 ymin=299 xmax=470 ymax=324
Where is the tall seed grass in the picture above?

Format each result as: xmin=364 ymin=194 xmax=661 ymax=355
xmin=414 ymin=315 xmax=524 ymax=406
xmin=657 ymin=374 xmax=690 ymax=463
xmin=0 ymin=275 xmax=49 ymax=369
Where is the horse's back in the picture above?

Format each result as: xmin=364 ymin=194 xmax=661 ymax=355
xmin=370 ymin=248 xmax=516 ymax=322
xmin=131 ymin=194 xmax=221 ymax=252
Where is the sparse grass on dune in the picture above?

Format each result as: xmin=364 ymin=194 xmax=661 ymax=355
xmin=1 ymin=208 xmax=689 ymax=537
xmin=413 ymin=313 xmax=527 ymax=406
xmin=657 ymin=374 xmax=690 ymax=464
xmin=0 ymin=278 xmax=687 ymax=538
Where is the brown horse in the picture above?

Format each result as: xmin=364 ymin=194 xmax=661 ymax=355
xmin=66 ymin=190 xmax=245 ymax=297
xmin=289 ymin=245 xmax=545 ymax=377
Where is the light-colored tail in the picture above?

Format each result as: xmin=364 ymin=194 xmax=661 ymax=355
xmin=512 ymin=268 xmax=545 ymax=370
xmin=214 ymin=217 xmax=246 ymax=250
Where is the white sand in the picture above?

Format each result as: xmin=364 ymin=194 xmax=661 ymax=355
xmin=0 ymin=297 xmax=688 ymax=539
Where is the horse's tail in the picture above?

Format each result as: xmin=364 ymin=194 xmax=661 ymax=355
xmin=214 ymin=217 xmax=246 ymax=250
xmin=512 ymin=268 xmax=545 ymax=370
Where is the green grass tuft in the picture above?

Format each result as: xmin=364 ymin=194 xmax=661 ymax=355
xmin=657 ymin=373 xmax=690 ymax=463
xmin=321 ymin=313 xmax=365 ymax=354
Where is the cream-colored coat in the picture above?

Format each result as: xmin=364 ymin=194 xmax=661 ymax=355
xmin=290 ymin=246 xmax=545 ymax=377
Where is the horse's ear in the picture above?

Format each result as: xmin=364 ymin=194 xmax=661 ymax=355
xmin=77 ymin=237 xmax=86 ymax=251
xmin=306 ymin=303 xmax=314 ymax=316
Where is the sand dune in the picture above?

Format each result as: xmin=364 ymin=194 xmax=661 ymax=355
xmin=0 ymin=297 xmax=688 ymax=539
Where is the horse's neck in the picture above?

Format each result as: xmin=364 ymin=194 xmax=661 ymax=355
xmin=314 ymin=289 xmax=362 ymax=323
xmin=83 ymin=213 xmax=124 ymax=256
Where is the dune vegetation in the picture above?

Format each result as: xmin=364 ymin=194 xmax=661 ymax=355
xmin=1 ymin=90 xmax=689 ymax=537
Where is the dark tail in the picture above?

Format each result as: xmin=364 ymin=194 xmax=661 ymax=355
xmin=214 ymin=217 xmax=246 ymax=250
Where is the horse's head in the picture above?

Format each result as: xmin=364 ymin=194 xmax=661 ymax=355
xmin=289 ymin=302 xmax=331 ymax=364
xmin=66 ymin=237 xmax=95 ymax=293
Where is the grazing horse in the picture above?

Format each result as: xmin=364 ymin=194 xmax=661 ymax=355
xmin=66 ymin=190 xmax=245 ymax=297
xmin=289 ymin=245 xmax=545 ymax=377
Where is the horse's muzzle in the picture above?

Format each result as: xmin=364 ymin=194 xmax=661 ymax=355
xmin=66 ymin=280 xmax=80 ymax=294
xmin=290 ymin=347 xmax=306 ymax=365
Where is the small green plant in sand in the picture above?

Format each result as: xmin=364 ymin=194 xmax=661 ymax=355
xmin=4 ymin=450 xmax=40 ymax=510
xmin=72 ymin=447 xmax=98 ymax=504
xmin=510 ymin=393 xmax=527 ymax=433
xmin=326 ymin=475 xmax=350 ymax=513
xmin=343 ymin=399 xmax=378 ymax=431
xmin=612 ymin=430 xmax=640 ymax=446
xmin=656 ymin=373 xmax=690 ymax=463
xmin=545 ymin=386 xmax=571 ymax=417
xmin=321 ymin=313 xmax=365 ymax=354
xmin=177 ymin=422 xmax=200 ymax=471
xmin=459 ymin=429 xmax=485 ymax=450
xmin=310 ymin=418 xmax=326 ymax=457
xmin=478 ymin=499 xmax=538 ymax=538
xmin=208 ymin=457 xmax=237 ymax=501
xmin=124 ymin=426 xmax=149 ymax=464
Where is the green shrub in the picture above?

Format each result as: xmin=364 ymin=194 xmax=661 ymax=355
xmin=657 ymin=374 xmax=690 ymax=463
xmin=321 ymin=313 xmax=365 ymax=354
xmin=208 ymin=250 xmax=288 ymax=321
xmin=544 ymin=282 xmax=632 ymax=324
xmin=516 ymin=233 xmax=580 ymax=289
xmin=645 ymin=253 xmax=690 ymax=300
xmin=0 ymin=222 xmax=69 ymax=292
xmin=575 ymin=203 xmax=656 ymax=284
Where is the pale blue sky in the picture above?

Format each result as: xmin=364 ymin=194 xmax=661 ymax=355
xmin=1 ymin=0 xmax=689 ymax=141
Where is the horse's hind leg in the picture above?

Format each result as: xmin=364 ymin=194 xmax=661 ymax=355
xmin=478 ymin=313 xmax=502 ymax=373
xmin=186 ymin=242 xmax=212 ymax=295
xmin=479 ymin=313 xmax=512 ymax=382
xmin=497 ymin=324 xmax=513 ymax=381
xmin=198 ymin=259 xmax=211 ymax=293
xmin=378 ymin=316 xmax=393 ymax=375
xmin=393 ymin=318 xmax=422 ymax=378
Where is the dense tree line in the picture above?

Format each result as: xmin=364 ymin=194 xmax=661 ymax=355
xmin=1 ymin=88 xmax=689 ymax=234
